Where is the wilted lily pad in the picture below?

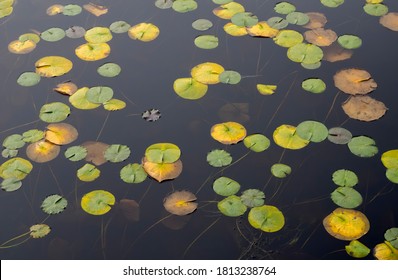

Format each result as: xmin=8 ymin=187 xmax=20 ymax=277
xmin=81 ymin=190 xmax=115 ymax=215
xmin=243 ymin=134 xmax=270 ymax=152
xmin=142 ymin=109 xmax=161 ymax=121
xmin=348 ymin=136 xmax=378 ymax=157
xmin=273 ymin=124 xmax=309 ymax=150
xmin=248 ymin=205 xmax=285 ymax=232
xmin=128 ymin=23 xmax=160 ymax=42
xmin=333 ymin=68 xmax=377 ymax=95
xmin=345 ymin=240 xmax=370 ymax=258
xmin=83 ymin=3 xmax=108 ymax=16
xmin=380 ymin=12 xmax=398 ymax=31
xmin=218 ymin=195 xmax=247 ymax=217
xmin=303 ymin=12 xmax=327 ymax=29
xmin=81 ymin=141 xmax=109 ymax=165
xmin=17 ymin=72 xmax=41 ymax=87
xmin=374 ymin=241 xmax=398 ymax=260
xmin=145 ymin=143 xmax=181 ymax=164
xmin=323 ymin=208 xmax=370 ymax=240
xmin=0 ymin=157 xmax=32 ymax=180
xmin=331 ymin=187 xmax=363 ymax=209
xmin=54 ymin=82 xmax=77 ymax=96
xmin=213 ymin=177 xmax=240 ymax=196
xmin=210 ymin=121 xmax=246 ymax=144
xmin=35 ymin=56 xmax=73 ymax=77
xmin=39 ymin=102 xmax=70 ymax=123
xmin=46 ymin=4 xmax=64 ymax=16
xmin=163 ymin=190 xmax=197 ymax=216
xmin=296 ymin=120 xmax=328 ymax=142
xmin=241 ymin=189 xmax=265 ymax=208
xmin=30 ymin=224 xmax=51 ymax=238
xmin=246 ymin=21 xmax=279 ymax=38
xmin=304 ymin=28 xmax=337 ymax=47
xmin=118 ymin=199 xmax=140 ymax=222
xmin=26 ymin=140 xmax=60 ymax=163
xmin=142 ymin=157 xmax=183 ymax=182
xmin=104 ymin=144 xmax=131 ymax=163
xmin=207 ymin=149 xmax=232 ymax=167
xmin=77 ymin=163 xmax=101 ymax=182
xmin=271 ymin=163 xmax=292 ymax=178
xmin=120 ymin=163 xmax=147 ymax=184
xmin=342 ymin=96 xmax=387 ymax=122
xmin=332 ymin=169 xmax=358 ymax=187
xmin=45 ymin=123 xmax=78 ymax=145
xmin=41 ymin=194 xmax=67 ymax=215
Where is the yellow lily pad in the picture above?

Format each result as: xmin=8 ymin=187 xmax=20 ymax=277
xmin=213 ymin=2 xmax=245 ymax=20
xmin=45 ymin=123 xmax=78 ymax=145
xmin=8 ymin=40 xmax=36 ymax=54
xmin=81 ymin=190 xmax=115 ymax=215
xmin=223 ymin=22 xmax=248 ymax=36
xmin=257 ymin=84 xmax=277 ymax=95
xmin=142 ymin=157 xmax=183 ymax=182
xmin=191 ymin=62 xmax=225 ymax=85
xmin=273 ymin=124 xmax=309 ymax=150
xmin=35 ymin=56 xmax=73 ymax=77
xmin=128 ymin=23 xmax=160 ymax=42
xmin=374 ymin=241 xmax=398 ymax=260
xmin=246 ymin=21 xmax=279 ymax=38
xmin=210 ymin=121 xmax=247 ymax=144
xmin=26 ymin=140 xmax=60 ymax=163
xmin=75 ymin=43 xmax=110 ymax=61
xmin=69 ymin=87 xmax=102 ymax=110
xmin=381 ymin=149 xmax=398 ymax=169
xmin=0 ymin=157 xmax=33 ymax=180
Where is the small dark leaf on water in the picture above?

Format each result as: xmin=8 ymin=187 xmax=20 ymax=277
xmin=142 ymin=109 xmax=161 ymax=122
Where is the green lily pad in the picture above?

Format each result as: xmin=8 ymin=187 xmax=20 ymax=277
xmin=271 ymin=163 xmax=291 ymax=178
xmin=274 ymin=2 xmax=296 ymax=14
xmin=321 ymin=0 xmax=345 ymax=8
xmin=145 ymin=143 xmax=181 ymax=164
xmin=287 ymin=43 xmax=323 ymax=64
xmin=363 ymin=3 xmax=388 ymax=16
xmin=1 ymin=177 xmax=22 ymax=192
xmin=328 ymin=127 xmax=352 ymax=144
xmin=0 ymin=157 xmax=33 ymax=180
xmin=231 ymin=12 xmax=259 ymax=27
xmin=213 ymin=0 xmax=233 ymax=4
xmin=173 ymin=77 xmax=208 ymax=100
xmin=41 ymin=194 xmax=68 ymax=215
xmin=219 ymin=70 xmax=241 ymax=85
xmin=194 ymin=35 xmax=219 ymax=49
xmin=104 ymin=144 xmax=131 ymax=163
xmin=331 ymin=187 xmax=363 ymax=209
xmin=97 ymin=63 xmax=121 ymax=77
xmin=217 ymin=195 xmax=247 ymax=217
xmin=273 ymin=30 xmax=303 ymax=48
xmin=17 ymin=72 xmax=41 ymax=87
xmin=248 ymin=205 xmax=285 ymax=232
xmin=207 ymin=149 xmax=232 ymax=167
xmin=19 ymin=33 xmax=40 ymax=44
xmin=301 ymin=78 xmax=326 ymax=94
xmin=338 ymin=35 xmax=362 ymax=49
xmin=155 ymin=0 xmax=173 ymax=9
xmin=240 ymin=189 xmax=265 ymax=208
xmin=172 ymin=0 xmax=198 ymax=13
xmin=192 ymin=19 xmax=213 ymax=31
xmin=40 ymin=28 xmax=65 ymax=42
xmin=296 ymin=120 xmax=328 ymax=142
xmin=243 ymin=134 xmax=270 ymax=152
xmin=3 ymin=134 xmax=24 ymax=149
xmin=286 ymin=12 xmax=309 ymax=25
xmin=348 ymin=136 xmax=378 ymax=158
xmin=345 ymin=240 xmax=370 ymax=258
xmin=120 ymin=163 xmax=147 ymax=183
xmin=39 ymin=102 xmax=70 ymax=123
xmin=69 ymin=87 xmax=101 ymax=110
xmin=0 ymin=7 xmax=13 ymax=19
xmin=301 ymin=62 xmax=322 ymax=70
xmin=64 ymin=146 xmax=88 ymax=162
xmin=2 ymin=149 xmax=18 ymax=159
xmin=81 ymin=190 xmax=115 ymax=215
xmin=77 ymin=163 xmax=101 ymax=182
xmin=267 ymin=17 xmax=289 ymax=29
xmin=213 ymin=177 xmax=240 ymax=196
xmin=109 ymin=21 xmax=131 ymax=33
xmin=85 ymin=27 xmax=113 ymax=43
xmin=385 ymin=228 xmax=398 ymax=249
xmin=86 ymin=86 xmax=114 ymax=104
xmin=386 ymin=168 xmax=398 ymax=184
xmin=332 ymin=169 xmax=358 ymax=187
xmin=30 ymin=224 xmax=51 ymax=238
xmin=62 ymin=4 xmax=82 ymax=16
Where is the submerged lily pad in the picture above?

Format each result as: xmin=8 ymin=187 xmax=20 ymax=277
xmin=163 ymin=190 xmax=197 ymax=216
xmin=304 ymin=28 xmax=337 ymax=47
xmin=332 ymin=169 xmax=358 ymax=187
xmin=348 ymin=136 xmax=378 ymax=158
xmin=41 ymin=194 xmax=67 ymax=215
xmin=207 ymin=149 xmax=232 ymax=167
xmin=248 ymin=205 xmax=285 ymax=232
xmin=218 ymin=195 xmax=247 ymax=217
xmin=243 ymin=134 xmax=270 ymax=152
xmin=271 ymin=163 xmax=292 ymax=178
xmin=120 ymin=163 xmax=147 ymax=184
xmin=240 ymin=189 xmax=265 ymax=208
xmin=213 ymin=177 xmax=240 ymax=196
xmin=104 ymin=144 xmax=131 ymax=163
xmin=81 ymin=190 xmax=115 ymax=215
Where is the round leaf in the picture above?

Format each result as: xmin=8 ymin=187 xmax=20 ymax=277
xmin=35 ymin=56 xmax=73 ymax=77
xmin=240 ymin=189 xmax=265 ymax=208
xmin=163 ymin=190 xmax=197 ymax=216
xmin=384 ymin=228 xmax=398 ymax=249
xmin=155 ymin=0 xmax=173 ymax=9
xmin=64 ymin=146 xmax=88 ymax=162
xmin=333 ymin=68 xmax=377 ymax=95
xmin=231 ymin=12 xmax=258 ymax=27
xmin=348 ymin=136 xmax=378 ymax=158
xmin=296 ymin=120 xmax=328 ymax=142
xmin=17 ymin=72 xmax=40 ymax=87
xmin=342 ymin=96 xmax=387 ymax=122
xmin=345 ymin=240 xmax=370 ymax=258
xmin=120 ymin=163 xmax=147 ymax=184
xmin=104 ymin=144 xmax=131 ymax=163
xmin=77 ymin=163 xmax=101 ymax=182
xmin=274 ymin=2 xmax=296 ymax=14
xmin=172 ymin=0 xmax=197 ymax=13
xmin=332 ymin=169 xmax=358 ymax=187
xmin=210 ymin=121 xmax=247 ymax=144
xmin=173 ymin=78 xmax=208 ymax=100
xmin=62 ymin=4 xmax=82 ymax=16
xmin=301 ymin=78 xmax=326 ymax=94
xmin=39 ymin=102 xmax=70 ymax=123
xmin=243 ymin=134 xmax=270 ymax=152
xmin=41 ymin=194 xmax=67 ymax=215
xmin=363 ymin=3 xmax=388 ymax=16
xmin=40 ymin=28 xmax=65 ymax=42
xmin=128 ymin=23 xmax=160 ymax=42
xmin=26 ymin=140 xmax=60 ymax=163
xmin=287 ymin=43 xmax=323 ymax=64
xmin=85 ymin=27 xmax=112 ymax=43
xmin=217 ymin=195 xmax=247 ymax=217
xmin=273 ymin=30 xmax=303 ymax=48
xmin=145 ymin=143 xmax=181 ymax=164
xmin=97 ymin=63 xmax=121 ymax=77
xmin=1 ymin=178 xmax=22 ymax=192
xmin=142 ymin=157 xmax=183 ymax=182
xmin=386 ymin=168 xmax=398 ymax=184
xmin=65 ymin=26 xmax=86 ymax=39
xmin=381 ymin=150 xmax=398 ymax=169
xmin=267 ymin=17 xmax=289 ymax=29
xmin=8 ymin=40 xmax=36 ymax=54
xmin=30 ymin=224 xmax=51 ymax=238
xmin=86 ymin=86 xmax=114 ymax=104
xmin=81 ymin=190 xmax=115 ymax=215
xmin=327 ymin=127 xmax=352 ymax=144
xmin=213 ymin=177 xmax=240 ymax=196
xmin=248 ymin=205 xmax=285 ymax=232
xmin=194 ymin=35 xmax=219 ymax=49
xmin=213 ymin=2 xmax=245 ymax=20
xmin=75 ymin=43 xmax=110 ymax=61
xmin=0 ymin=157 xmax=33 ymax=180
xmin=103 ymin=99 xmax=126 ymax=111
xmin=273 ymin=124 xmax=309 ymax=150
xmin=191 ymin=62 xmax=225 ymax=85
xmin=207 ymin=149 xmax=232 ymax=167
xmin=286 ymin=12 xmax=309 ymax=25
xmin=219 ymin=71 xmax=241 ymax=85
xmin=3 ymin=134 xmax=24 ymax=150
xmin=338 ymin=35 xmax=362 ymax=49
xmin=69 ymin=87 xmax=101 ymax=110
xmin=271 ymin=163 xmax=292 ymax=178
xmin=45 ymin=123 xmax=78 ymax=145
xmin=110 ymin=21 xmax=131 ymax=33
xmin=321 ymin=0 xmax=345 ymax=8
xmin=331 ymin=187 xmax=363 ymax=209
xmin=192 ymin=19 xmax=213 ymax=31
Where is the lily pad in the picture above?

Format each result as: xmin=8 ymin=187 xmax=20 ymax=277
xmin=271 ymin=163 xmax=292 ymax=178
xmin=219 ymin=71 xmax=241 ymax=85
xmin=142 ymin=157 xmax=183 ymax=182
xmin=46 ymin=4 xmax=64 ymax=16
xmin=248 ymin=205 xmax=285 ymax=232
xmin=274 ymin=2 xmax=296 ymax=14
xmin=363 ymin=3 xmax=388 ymax=16
xmin=321 ymin=0 xmax=345 ymax=8
xmin=257 ymin=84 xmax=277 ymax=95
xmin=332 ymin=169 xmax=358 ymax=187
xmin=17 ymin=72 xmax=41 ymax=87
xmin=192 ymin=19 xmax=213 ymax=31
xmin=194 ymin=35 xmax=219 ymax=49
xmin=81 ymin=141 xmax=109 ymax=166
xmin=386 ymin=168 xmax=398 ymax=184
xmin=1 ymin=178 xmax=22 ymax=192
xmin=301 ymin=78 xmax=326 ymax=94
xmin=75 ymin=43 xmax=111 ymax=61
xmin=240 ymin=189 xmax=265 ymax=208
xmin=380 ymin=12 xmax=398 ymax=31
xmin=65 ymin=26 xmax=86 ymax=39
xmin=267 ymin=17 xmax=289 ymax=29
xmin=141 ymin=109 xmax=161 ymax=121
xmin=2 ymin=149 xmax=18 ymax=159
xmin=3 ymin=134 xmax=24 ymax=150
xmin=128 ymin=23 xmax=160 ymax=42
xmin=173 ymin=78 xmax=208 ymax=100
xmin=26 ymin=140 xmax=60 ymax=163
xmin=207 ymin=149 xmax=232 ymax=167
xmin=381 ymin=150 xmax=398 ymax=169
xmin=30 ymin=224 xmax=51 ymax=238
xmin=345 ymin=240 xmax=370 ymax=258
xmin=348 ymin=136 xmax=378 ymax=158
xmin=374 ymin=241 xmax=398 ymax=260
xmin=0 ymin=157 xmax=33 ymax=180
xmin=327 ymin=127 xmax=352 ymax=144
xmin=69 ymin=87 xmax=101 ymax=110
xmin=103 ymin=99 xmax=126 ymax=111
xmin=8 ymin=40 xmax=36 ymax=54
xmin=104 ymin=144 xmax=131 ymax=163
xmin=39 ymin=102 xmax=70 ymax=123
xmin=35 ymin=56 xmax=73 ymax=77
xmin=109 ymin=21 xmax=131 ymax=33
xmin=163 ymin=190 xmax=198 ymax=216
xmin=86 ymin=86 xmax=114 ymax=104
xmin=331 ymin=187 xmax=363 ymax=209
xmin=286 ymin=12 xmax=309 ymax=25
xmin=40 ymin=28 xmax=65 ymax=42
xmin=62 ymin=4 xmax=81 ymax=16
xmin=54 ymin=82 xmax=78 ymax=96
xmin=333 ymin=68 xmax=377 ymax=95
xmin=191 ymin=62 xmax=225 ymax=85
xmin=342 ymin=96 xmax=387 ymax=122
xmin=338 ymin=35 xmax=362 ymax=49
xmin=210 ymin=121 xmax=247 ymax=144
xmin=172 ymin=0 xmax=197 ymax=13
xmin=81 ymin=190 xmax=115 ymax=215
xmin=120 ymin=163 xmax=147 ymax=184
xmin=217 ymin=195 xmax=247 ymax=217
xmin=303 ymin=12 xmax=327 ymax=29
xmin=287 ymin=43 xmax=323 ymax=64
xmin=246 ymin=22 xmax=279 ymax=38
xmin=83 ymin=3 xmax=108 ymax=16
xmin=304 ymin=28 xmax=337 ymax=47
xmin=213 ymin=2 xmax=245 ymax=20
xmin=231 ymin=12 xmax=258 ymax=27
xmin=41 ymin=194 xmax=67 ymax=215
xmin=243 ymin=134 xmax=271 ymax=152
xmin=296 ymin=120 xmax=328 ymax=142
xmin=145 ymin=143 xmax=181 ymax=164
xmin=155 ymin=0 xmax=173 ymax=9
xmin=223 ymin=23 xmax=248 ymax=36
xmin=273 ymin=30 xmax=303 ymax=48
xmin=85 ymin=27 xmax=112 ymax=43
xmin=97 ymin=63 xmax=121 ymax=77
xmin=213 ymin=177 xmax=240 ymax=196
xmin=45 ymin=123 xmax=78 ymax=145
xmin=19 ymin=33 xmax=40 ymax=43
xmin=77 ymin=164 xmax=101 ymax=182
xmin=273 ymin=124 xmax=309 ymax=150
xmin=385 ymin=228 xmax=398 ymax=249
xmin=65 ymin=146 xmax=87 ymax=162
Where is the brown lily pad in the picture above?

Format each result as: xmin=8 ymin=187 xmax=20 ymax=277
xmin=342 ymin=95 xmax=387 ymax=122
xmin=334 ymin=68 xmax=377 ymax=95
xmin=304 ymin=28 xmax=337 ymax=47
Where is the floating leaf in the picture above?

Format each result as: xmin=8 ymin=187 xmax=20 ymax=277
xmin=8 ymin=40 xmax=36 ymax=54
xmin=381 ymin=150 xmax=398 ymax=169
xmin=218 ymin=195 xmax=247 ymax=217
xmin=248 ymin=205 xmax=285 ymax=232
xmin=246 ymin=21 xmax=279 ymax=38
xmin=301 ymin=62 xmax=322 ymax=70
xmin=273 ymin=30 xmax=303 ymax=48
xmin=0 ymin=157 xmax=33 ymax=180
xmin=41 ymin=194 xmax=67 ymax=214
xmin=267 ymin=17 xmax=289 ymax=29
xmin=145 ymin=143 xmax=181 ymax=164
xmin=257 ymin=84 xmax=277 ymax=95
xmin=46 ymin=4 xmax=64 ymax=16
xmin=273 ymin=124 xmax=309 ymax=150
xmin=363 ymin=3 xmax=388 ymax=16
xmin=213 ymin=0 xmax=233 ymax=4
xmin=374 ymin=242 xmax=398 ymax=260
xmin=384 ymin=228 xmax=398 ymax=249
xmin=85 ymin=27 xmax=112 ymax=43
xmin=331 ymin=187 xmax=363 ymax=209
xmin=211 ymin=121 xmax=246 ymax=145
xmin=345 ymin=240 xmax=370 ymax=258
xmin=64 ymin=146 xmax=87 ymax=162
xmin=332 ymin=169 xmax=358 ymax=187
xmin=120 ymin=163 xmax=147 ymax=183
xmin=321 ymin=0 xmax=345 ymax=8
xmin=194 ymin=35 xmax=219 ymax=49
xmin=207 ymin=149 xmax=232 ymax=167
xmin=54 ymin=81 xmax=78 ymax=96
xmin=141 ymin=109 xmax=161 ymax=121
xmin=302 ymin=78 xmax=326 ymax=94
xmin=323 ymin=208 xmax=370 ymax=240
xmin=2 ymin=149 xmax=18 ymax=159
xmin=128 ymin=23 xmax=160 ymax=42
xmin=223 ymin=22 xmax=248 ymax=36
xmin=173 ymin=78 xmax=208 ymax=100
xmin=77 ymin=163 xmax=101 ymax=182
xmin=30 ymin=224 xmax=51 ymax=238
xmin=45 ymin=123 xmax=78 ymax=145
xmin=286 ymin=12 xmax=309 ymax=25
xmin=75 ymin=43 xmax=110 ymax=61
xmin=219 ymin=71 xmax=241 ymax=84
xmin=386 ymin=168 xmax=398 ymax=184
xmin=338 ymin=35 xmax=362 ymax=49
xmin=81 ymin=190 xmax=115 ymax=215
xmin=35 ymin=56 xmax=72 ymax=77
xmin=172 ymin=0 xmax=197 ymax=13
xmin=287 ymin=43 xmax=323 ymax=64
xmin=65 ymin=26 xmax=86 ymax=38
xmin=342 ymin=96 xmax=387 ymax=122
xmin=163 ymin=190 xmax=197 ymax=216
xmin=69 ymin=87 xmax=101 ymax=110
xmin=3 ymin=134 xmax=24 ymax=150
xmin=213 ymin=2 xmax=244 ymax=20
xmin=0 ymin=4 xmax=13 ymax=18
xmin=303 ymin=12 xmax=327 ymax=29
xmin=155 ymin=0 xmax=173 ymax=9
xmin=103 ymin=99 xmax=126 ymax=111
xmin=40 ymin=28 xmax=65 ymax=42
xmin=104 ymin=144 xmax=131 ymax=163
xmin=271 ymin=163 xmax=292 ymax=178
xmin=39 ymin=102 xmax=70 ymax=123
xmin=86 ymin=86 xmax=114 ymax=104
xmin=1 ymin=178 xmax=22 ymax=192
xmin=16 ymin=72 xmax=40 ymax=87
xmin=19 ymin=33 xmax=40 ymax=44
xmin=26 ymin=140 xmax=60 ymax=163
xmin=192 ymin=19 xmax=213 ymax=31
xmin=83 ymin=3 xmax=108 ymax=16
xmin=304 ymin=28 xmax=337 ymax=47
xmin=380 ymin=12 xmax=398 ymax=31
xmin=296 ymin=120 xmax=328 ymax=142
xmin=213 ymin=177 xmax=240 ymax=196
xmin=348 ymin=136 xmax=378 ymax=158
xmin=81 ymin=141 xmax=109 ymax=166
xmin=142 ymin=157 xmax=183 ymax=182
xmin=240 ymin=189 xmax=265 ymax=208
xmin=328 ymin=127 xmax=352 ymax=144
xmin=274 ymin=2 xmax=296 ymax=14
xmin=62 ymin=4 xmax=82 ymax=16
xmin=97 ymin=63 xmax=121 ymax=77
xmin=243 ymin=134 xmax=270 ymax=152
xmin=333 ymin=68 xmax=377 ymax=95
xmin=191 ymin=62 xmax=225 ymax=85
xmin=109 ymin=21 xmax=131 ymax=33
xmin=22 ymin=130 xmax=45 ymax=143
xmin=231 ymin=12 xmax=258 ymax=27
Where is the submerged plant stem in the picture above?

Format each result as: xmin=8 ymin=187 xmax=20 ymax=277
xmin=0 ymin=231 xmax=31 ymax=249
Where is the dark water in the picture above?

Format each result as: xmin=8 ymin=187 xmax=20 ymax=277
xmin=0 ymin=0 xmax=398 ymax=260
